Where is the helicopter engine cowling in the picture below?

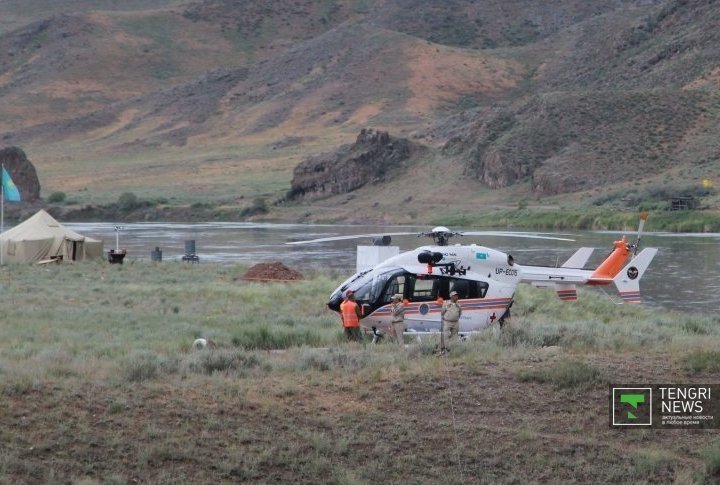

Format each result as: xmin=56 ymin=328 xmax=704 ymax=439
xmin=417 ymin=251 xmax=443 ymax=264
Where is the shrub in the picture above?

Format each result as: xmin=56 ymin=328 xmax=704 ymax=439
xmin=299 ymin=352 xmax=331 ymax=372
xmin=703 ymin=441 xmax=720 ymax=480
xmin=519 ymin=358 xmax=604 ymax=390
xmin=240 ymin=197 xmax=268 ymax=217
xmin=47 ymin=191 xmax=66 ymax=203
xmin=495 ymin=326 xmax=541 ymax=348
xmin=121 ymin=351 xmax=178 ymax=382
xmin=188 ymin=350 xmax=262 ymax=374
xmin=684 ymin=350 xmax=720 ymax=374
xmin=231 ymin=326 xmax=327 ymax=350
xmin=118 ymin=192 xmax=139 ymax=211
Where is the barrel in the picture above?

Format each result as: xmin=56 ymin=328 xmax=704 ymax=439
xmin=184 ymin=240 xmax=196 ymax=255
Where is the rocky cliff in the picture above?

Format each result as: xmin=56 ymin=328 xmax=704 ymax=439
xmin=286 ymin=129 xmax=419 ymax=201
xmin=0 ymin=146 xmax=41 ymax=202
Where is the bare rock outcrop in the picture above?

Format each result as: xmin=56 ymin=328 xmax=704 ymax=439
xmin=0 ymin=147 xmax=40 ymax=202
xmin=286 ymin=129 xmax=415 ymax=201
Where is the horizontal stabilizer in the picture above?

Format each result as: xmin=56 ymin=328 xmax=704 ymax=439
xmin=561 ymin=248 xmax=594 ymax=269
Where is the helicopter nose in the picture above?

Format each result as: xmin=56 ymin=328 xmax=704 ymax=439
xmin=327 ymin=294 xmax=342 ymax=312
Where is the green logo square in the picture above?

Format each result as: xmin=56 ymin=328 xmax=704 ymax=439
xmin=612 ymin=387 xmax=652 ymax=426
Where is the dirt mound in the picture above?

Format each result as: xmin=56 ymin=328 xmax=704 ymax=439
xmin=242 ymin=262 xmax=304 ymax=281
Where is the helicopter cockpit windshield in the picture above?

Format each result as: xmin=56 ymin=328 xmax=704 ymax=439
xmin=328 ymin=266 xmax=404 ymax=311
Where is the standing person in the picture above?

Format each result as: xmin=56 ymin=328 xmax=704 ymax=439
xmin=390 ymin=294 xmax=405 ymax=345
xmin=441 ymin=290 xmax=462 ymax=343
xmin=340 ymin=290 xmax=362 ymax=342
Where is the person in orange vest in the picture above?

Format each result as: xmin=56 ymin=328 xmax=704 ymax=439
xmin=340 ymin=290 xmax=363 ymax=342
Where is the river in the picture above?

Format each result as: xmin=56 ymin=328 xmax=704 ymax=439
xmin=65 ymin=222 xmax=720 ymax=315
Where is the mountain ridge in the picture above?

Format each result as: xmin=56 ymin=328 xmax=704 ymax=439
xmin=0 ymin=0 xmax=718 ymax=223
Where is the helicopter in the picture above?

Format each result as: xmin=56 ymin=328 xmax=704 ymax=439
xmin=288 ymin=215 xmax=657 ymax=338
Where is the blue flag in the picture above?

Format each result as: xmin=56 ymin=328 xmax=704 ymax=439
xmin=2 ymin=166 xmax=21 ymax=202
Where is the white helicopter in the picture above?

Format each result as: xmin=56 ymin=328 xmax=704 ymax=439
xmin=289 ymin=215 xmax=657 ymax=338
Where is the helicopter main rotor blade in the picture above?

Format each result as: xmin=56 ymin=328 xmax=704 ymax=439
xmin=286 ymin=232 xmax=419 ymax=245
xmin=287 ymin=230 xmax=575 ymax=245
xmin=459 ymin=231 xmax=576 ymax=242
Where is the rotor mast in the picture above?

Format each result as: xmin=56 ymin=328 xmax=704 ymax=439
xmin=421 ymin=226 xmax=462 ymax=246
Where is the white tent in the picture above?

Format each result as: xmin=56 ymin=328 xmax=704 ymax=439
xmin=0 ymin=209 xmax=103 ymax=263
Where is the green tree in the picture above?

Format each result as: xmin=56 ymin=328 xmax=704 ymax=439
xmin=118 ymin=192 xmax=139 ymax=211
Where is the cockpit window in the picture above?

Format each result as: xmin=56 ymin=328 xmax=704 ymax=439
xmin=347 ymin=267 xmax=404 ymax=304
xmin=451 ymin=279 xmax=488 ymax=299
xmin=408 ymin=276 xmax=489 ymax=301
xmin=382 ymin=274 xmax=407 ymax=303
xmin=450 ymin=279 xmax=470 ymax=299
xmin=412 ymin=278 xmax=435 ymax=301
xmin=338 ymin=269 xmax=372 ymax=293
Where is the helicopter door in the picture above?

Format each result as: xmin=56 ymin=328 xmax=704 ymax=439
xmin=450 ymin=279 xmax=469 ymax=299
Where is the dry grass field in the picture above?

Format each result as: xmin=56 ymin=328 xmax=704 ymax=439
xmin=1 ymin=261 xmax=719 ymax=483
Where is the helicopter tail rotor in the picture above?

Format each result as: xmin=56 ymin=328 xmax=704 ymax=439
xmin=630 ymin=212 xmax=649 ymax=256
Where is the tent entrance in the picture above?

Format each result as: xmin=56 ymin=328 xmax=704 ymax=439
xmin=64 ymin=238 xmax=83 ymax=261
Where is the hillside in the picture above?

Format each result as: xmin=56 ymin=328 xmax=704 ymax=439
xmin=0 ymin=0 xmax=719 ymax=223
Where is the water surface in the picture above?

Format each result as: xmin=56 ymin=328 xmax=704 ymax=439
xmin=65 ymin=222 xmax=720 ymax=314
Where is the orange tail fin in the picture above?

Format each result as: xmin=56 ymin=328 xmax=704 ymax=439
xmin=590 ymin=236 xmax=631 ymax=282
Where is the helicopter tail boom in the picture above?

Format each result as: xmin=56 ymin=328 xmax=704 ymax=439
xmin=522 ymin=246 xmax=657 ymax=303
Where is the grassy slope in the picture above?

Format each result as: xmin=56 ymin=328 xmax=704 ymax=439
xmin=0 ymin=0 xmax=719 ymax=224
xmin=1 ymin=262 xmax=719 ymax=483
xmin=0 ymin=0 xmax=189 ymax=34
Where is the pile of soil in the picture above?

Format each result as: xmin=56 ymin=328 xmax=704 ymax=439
xmin=242 ymin=262 xmax=304 ymax=281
